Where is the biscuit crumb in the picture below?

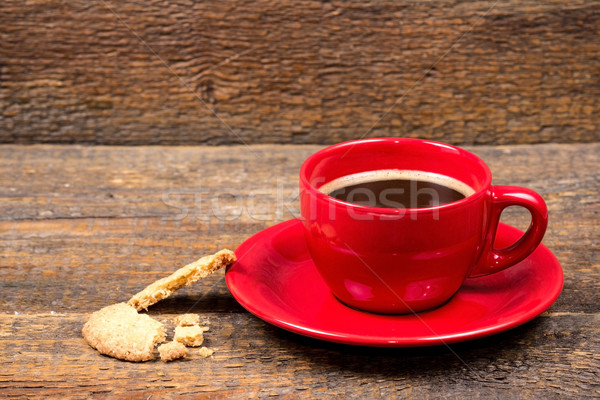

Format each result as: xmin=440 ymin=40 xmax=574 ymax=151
xmin=174 ymin=314 xmax=200 ymax=327
xmin=128 ymin=249 xmax=237 ymax=311
xmin=174 ymin=325 xmax=204 ymax=347
xmin=82 ymin=303 xmax=165 ymax=362
xmin=158 ymin=341 xmax=189 ymax=362
xmin=198 ymin=347 xmax=214 ymax=358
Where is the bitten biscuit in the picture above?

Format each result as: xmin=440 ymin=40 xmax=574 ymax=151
xmin=82 ymin=303 xmax=166 ymax=362
xmin=128 ymin=249 xmax=237 ymax=311
xmin=158 ymin=341 xmax=189 ymax=362
xmin=174 ymin=325 xmax=205 ymax=347
xmin=174 ymin=314 xmax=200 ymax=327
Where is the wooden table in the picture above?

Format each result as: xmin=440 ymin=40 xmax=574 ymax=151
xmin=1 ymin=143 xmax=598 ymax=398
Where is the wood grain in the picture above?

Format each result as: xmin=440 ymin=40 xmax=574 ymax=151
xmin=1 ymin=313 xmax=599 ymax=398
xmin=0 ymin=143 xmax=599 ymax=397
xmin=1 ymin=1 xmax=599 ymax=145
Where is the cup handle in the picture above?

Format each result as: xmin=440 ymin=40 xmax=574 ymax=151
xmin=469 ymin=185 xmax=548 ymax=278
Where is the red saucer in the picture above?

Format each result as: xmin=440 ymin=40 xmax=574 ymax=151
xmin=226 ymin=219 xmax=563 ymax=347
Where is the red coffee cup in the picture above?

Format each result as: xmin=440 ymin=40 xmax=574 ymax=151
xmin=299 ymin=138 xmax=548 ymax=314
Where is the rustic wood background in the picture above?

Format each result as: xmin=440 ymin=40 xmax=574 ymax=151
xmin=1 ymin=143 xmax=598 ymax=397
xmin=1 ymin=0 xmax=599 ymax=145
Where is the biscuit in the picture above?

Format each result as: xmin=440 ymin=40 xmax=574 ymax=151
xmin=158 ymin=341 xmax=189 ymax=362
xmin=198 ymin=346 xmax=214 ymax=358
xmin=174 ymin=325 xmax=205 ymax=347
xmin=128 ymin=249 xmax=237 ymax=311
xmin=174 ymin=314 xmax=200 ymax=327
xmin=82 ymin=303 xmax=166 ymax=362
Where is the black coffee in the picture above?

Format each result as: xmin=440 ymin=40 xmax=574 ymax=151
xmin=323 ymin=171 xmax=471 ymax=209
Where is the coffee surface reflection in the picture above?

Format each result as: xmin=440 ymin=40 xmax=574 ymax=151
xmin=322 ymin=170 xmax=474 ymax=209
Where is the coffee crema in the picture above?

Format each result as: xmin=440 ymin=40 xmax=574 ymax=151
xmin=319 ymin=169 xmax=475 ymax=209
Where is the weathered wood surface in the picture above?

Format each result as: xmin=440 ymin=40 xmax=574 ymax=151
xmin=1 ymin=1 xmax=600 ymax=145
xmin=0 ymin=143 xmax=599 ymax=398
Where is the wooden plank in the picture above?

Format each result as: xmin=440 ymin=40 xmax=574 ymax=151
xmin=1 ymin=1 xmax=600 ymax=145
xmin=0 ymin=216 xmax=598 ymax=315
xmin=0 ymin=313 xmax=598 ymax=398
xmin=0 ymin=143 xmax=598 ymax=224
xmin=0 ymin=143 xmax=598 ymax=397
xmin=0 ymin=143 xmax=598 ymax=315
